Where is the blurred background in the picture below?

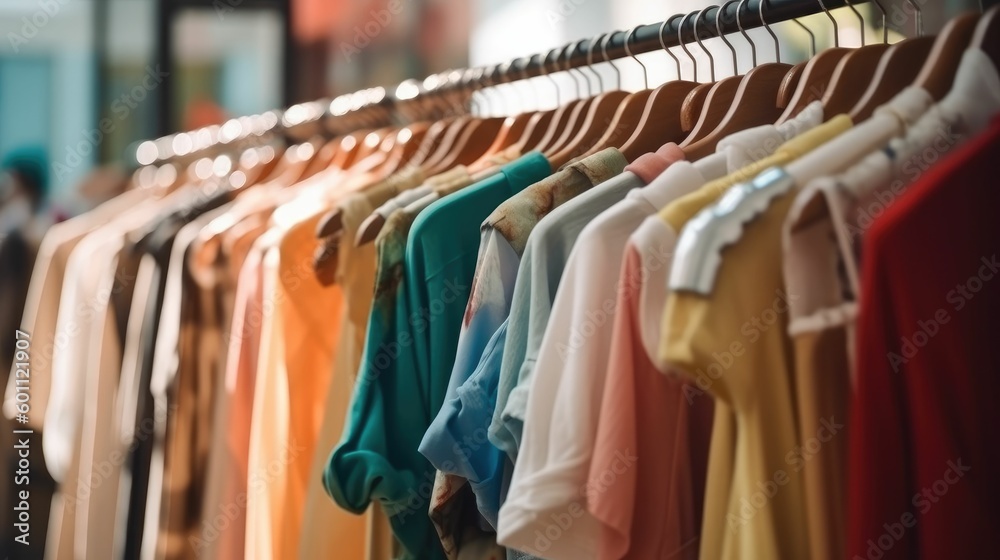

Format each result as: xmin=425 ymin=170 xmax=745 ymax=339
xmin=0 ymin=0 xmax=980 ymax=225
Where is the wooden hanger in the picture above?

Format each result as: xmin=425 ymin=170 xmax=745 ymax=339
xmin=821 ymin=45 xmax=890 ymax=115
xmin=848 ymin=0 xmax=951 ymax=122
xmin=679 ymin=77 xmax=742 ymax=147
xmin=544 ymin=97 xmax=595 ymax=155
xmin=680 ymin=83 xmax=713 ymax=132
xmin=580 ymin=14 xmax=705 ymax=161
xmin=328 ymin=129 xmax=371 ymax=171
xmin=678 ymin=8 xmax=733 ymax=148
xmin=461 ymin=65 xmax=536 ymax=169
xmin=513 ymin=50 xmax=586 ymax=155
xmin=777 ymin=63 xmax=807 ymax=108
xmin=416 ymin=118 xmax=467 ymax=168
xmin=550 ymin=32 xmax=640 ymax=167
xmin=513 ymin=109 xmax=557 ymax=153
xmin=352 ymin=127 xmax=394 ymax=163
xmin=971 ymin=4 xmax=1000 ymax=70
xmin=482 ymin=112 xmax=532 ymax=156
xmin=517 ymin=99 xmax=580 ymax=154
xmin=912 ymin=12 xmax=982 ymax=100
xmin=416 ymin=116 xmax=473 ymax=173
xmin=378 ymin=123 xmax=431 ymax=176
xmin=619 ymin=84 xmax=699 ymax=159
xmin=681 ymin=0 xmax=791 ymax=159
xmin=775 ymin=0 xmax=860 ymax=123
xmin=314 ymin=131 xmax=399 ymax=238
xmin=848 ymin=38 xmax=935 ymax=121
xmin=814 ymin=0 xmax=891 ymax=116
xmin=534 ymin=99 xmax=589 ymax=156
xmin=429 ymin=117 xmax=506 ymax=173
xmin=775 ymin=49 xmax=850 ymax=123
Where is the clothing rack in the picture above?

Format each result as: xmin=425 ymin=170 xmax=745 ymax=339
xmin=136 ymin=0 xmax=865 ymax=166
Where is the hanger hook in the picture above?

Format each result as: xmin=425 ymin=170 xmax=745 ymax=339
xmin=789 ymin=17 xmax=817 ymax=57
xmin=816 ymin=0 xmax=840 ymax=48
xmin=518 ymin=60 xmax=539 ymax=111
xmin=564 ymin=43 xmax=589 ymax=98
xmin=758 ymin=0 xmax=781 ymax=63
xmin=736 ymin=0 xmax=757 ymax=68
xmin=601 ymin=32 xmax=621 ymax=90
xmin=659 ymin=14 xmax=684 ymax=80
xmin=497 ymin=63 xmax=520 ymax=115
xmin=585 ymin=34 xmax=605 ymax=92
xmin=904 ymin=0 xmax=922 ymax=37
xmin=870 ymin=0 xmax=888 ymax=43
xmin=541 ymin=49 xmax=561 ymax=107
xmin=624 ymin=25 xmax=649 ymax=89
xmin=678 ymin=11 xmax=700 ymax=82
xmin=477 ymin=68 xmax=494 ymax=116
xmin=844 ymin=0 xmax=865 ymax=46
xmin=693 ymin=6 xmax=716 ymax=82
xmin=716 ymin=2 xmax=740 ymax=76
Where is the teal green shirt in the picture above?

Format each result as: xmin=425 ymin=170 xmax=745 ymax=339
xmin=325 ymin=153 xmax=551 ymax=560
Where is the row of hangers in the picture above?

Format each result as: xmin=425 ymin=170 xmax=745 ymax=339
xmin=132 ymin=0 xmax=1000 ymax=257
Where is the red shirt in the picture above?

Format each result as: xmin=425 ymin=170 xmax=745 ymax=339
xmin=850 ymin=117 xmax=1000 ymax=560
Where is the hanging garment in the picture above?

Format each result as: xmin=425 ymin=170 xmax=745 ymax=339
xmin=327 ymin=153 xmax=551 ymax=560
xmin=658 ymin=116 xmax=852 ymax=560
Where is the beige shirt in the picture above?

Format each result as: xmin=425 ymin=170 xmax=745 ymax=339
xmin=3 ymin=188 xmax=146 ymax=430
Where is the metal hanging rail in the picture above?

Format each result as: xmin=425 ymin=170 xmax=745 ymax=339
xmin=138 ymin=0 xmax=860 ymax=166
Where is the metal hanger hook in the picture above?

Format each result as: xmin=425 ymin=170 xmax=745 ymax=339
xmin=817 ymin=0 xmax=840 ymax=48
xmin=624 ymin=25 xmax=649 ymax=89
xmin=844 ymin=0 xmax=865 ymax=46
xmin=563 ymin=43 xmax=587 ymax=98
xmin=904 ymin=0 xmax=922 ymax=37
xmin=759 ymin=0 xmax=782 ymax=63
xmin=789 ymin=16 xmax=817 ymax=57
xmin=736 ymin=0 xmax=757 ymax=68
xmin=694 ymin=6 xmax=716 ymax=82
xmin=585 ymin=33 xmax=605 ymax=93
xmin=518 ymin=61 xmax=540 ymax=111
xmin=870 ymin=0 xmax=888 ymax=43
xmin=716 ymin=1 xmax=740 ymax=76
xmin=601 ymin=32 xmax=621 ymax=90
xmin=678 ymin=11 xmax=700 ymax=82
xmin=541 ymin=49 xmax=561 ymax=107
xmin=659 ymin=14 xmax=685 ymax=80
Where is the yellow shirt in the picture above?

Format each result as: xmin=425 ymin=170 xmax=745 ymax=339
xmin=658 ymin=116 xmax=852 ymax=560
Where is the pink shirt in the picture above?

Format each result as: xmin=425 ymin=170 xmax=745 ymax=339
xmin=624 ymin=142 xmax=686 ymax=184
xmin=588 ymin=244 xmax=713 ymax=560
